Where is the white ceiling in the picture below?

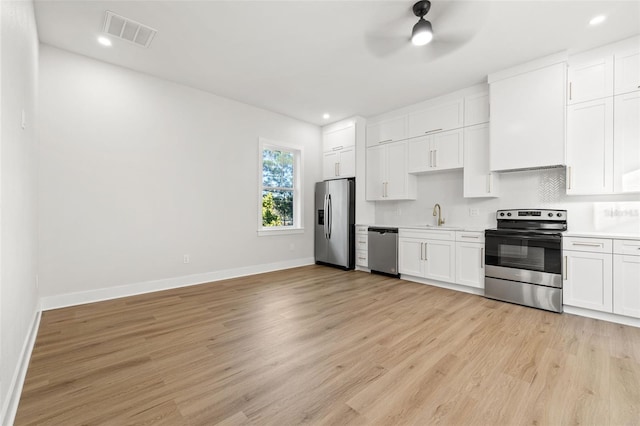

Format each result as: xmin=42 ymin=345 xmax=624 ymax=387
xmin=34 ymin=0 xmax=640 ymax=125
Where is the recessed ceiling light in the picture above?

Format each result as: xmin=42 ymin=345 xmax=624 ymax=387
xmin=589 ymin=15 xmax=606 ymax=26
xmin=97 ymin=36 xmax=112 ymax=46
xmin=323 ymin=113 xmax=331 ymax=120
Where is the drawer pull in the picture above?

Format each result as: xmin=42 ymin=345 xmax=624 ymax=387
xmin=424 ymin=128 xmax=443 ymax=134
xmin=571 ymin=242 xmax=602 ymax=247
xmin=564 ymin=256 xmax=568 ymax=280
xmin=461 ymin=235 xmax=480 ymax=239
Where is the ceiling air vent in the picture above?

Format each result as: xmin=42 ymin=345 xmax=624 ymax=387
xmin=103 ymin=11 xmax=157 ymax=48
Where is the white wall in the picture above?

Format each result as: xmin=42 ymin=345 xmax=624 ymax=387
xmin=375 ymin=168 xmax=640 ymax=235
xmin=0 ymin=0 xmax=40 ymax=423
xmin=38 ymin=45 xmax=321 ymax=306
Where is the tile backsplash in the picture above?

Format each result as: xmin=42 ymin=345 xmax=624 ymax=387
xmin=374 ymin=168 xmax=640 ymax=235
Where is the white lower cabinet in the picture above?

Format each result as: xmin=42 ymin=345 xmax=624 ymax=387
xmin=563 ymin=237 xmax=613 ymax=312
xmin=455 ymin=231 xmax=485 ymax=289
xmin=398 ymin=230 xmax=456 ymax=284
xmin=355 ymin=225 xmax=369 ymax=268
xmin=613 ymin=239 xmax=640 ymax=318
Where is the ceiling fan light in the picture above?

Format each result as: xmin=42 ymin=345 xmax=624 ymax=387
xmin=411 ymin=19 xmax=433 ymax=46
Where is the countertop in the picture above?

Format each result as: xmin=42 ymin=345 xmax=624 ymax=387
xmin=564 ymin=231 xmax=640 ymax=241
xmin=357 ymin=224 xmax=486 ymax=233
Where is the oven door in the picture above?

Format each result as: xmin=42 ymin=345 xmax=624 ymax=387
xmin=485 ymin=230 xmax=562 ymax=288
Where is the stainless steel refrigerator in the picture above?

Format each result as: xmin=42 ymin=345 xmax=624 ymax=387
xmin=314 ymin=178 xmax=355 ymax=270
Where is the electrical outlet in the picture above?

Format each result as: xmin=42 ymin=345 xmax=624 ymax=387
xmin=183 ymin=254 xmax=190 ymax=264
xmin=469 ymin=208 xmax=480 ymax=217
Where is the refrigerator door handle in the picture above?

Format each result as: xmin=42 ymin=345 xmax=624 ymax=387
xmin=323 ymin=194 xmax=329 ymax=239
xmin=327 ymin=194 xmax=332 ymax=239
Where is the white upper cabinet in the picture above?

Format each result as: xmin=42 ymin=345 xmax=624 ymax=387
xmin=489 ymin=57 xmax=567 ymax=171
xmin=407 ymin=129 xmax=463 ymax=173
xmin=366 ymin=116 xmax=408 ymax=147
xmin=614 ymin=48 xmax=640 ymax=95
xmin=322 ymin=123 xmax=356 ymax=180
xmin=408 ymin=98 xmax=464 ymax=138
xmin=323 ymin=123 xmax=355 ymax=152
xmin=464 ymin=123 xmax=499 ymax=197
xmin=464 ymin=91 xmax=490 ymax=126
xmin=566 ymin=97 xmax=614 ymax=194
xmin=567 ymin=54 xmax=614 ymax=104
xmin=365 ymin=141 xmax=416 ymax=201
xmin=613 ymin=91 xmax=640 ymax=193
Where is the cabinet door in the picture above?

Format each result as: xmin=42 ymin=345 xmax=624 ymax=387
xmin=490 ymin=62 xmax=566 ymax=171
xmin=407 ymin=136 xmax=430 ymax=173
xmin=566 ymin=97 xmax=614 ymax=194
xmin=408 ymin=99 xmax=464 ymax=137
xmin=613 ymin=92 xmax=640 ymax=193
xmin=386 ymin=142 xmax=409 ymax=199
xmin=399 ymin=238 xmax=425 ymax=277
xmin=564 ymin=251 xmax=613 ymax=312
xmin=424 ymin=240 xmax=456 ymax=283
xmin=337 ymin=147 xmax=356 ymax=178
xmin=323 ymin=124 xmax=355 ymax=152
xmin=366 ymin=145 xmax=385 ymax=200
xmin=367 ymin=116 xmax=407 ymax=147
xmin=464 ymin=123 xmax=498 ymax=197
xmin=614 ymin=49 xmax=640 ymax=95
xmin=567 ymin=56 xmax=614 ymax=104
xmin=613 ymin=254 xmax=640 ymax=318
xmin=322 ymin=151 xmax=339 ymax=180
xmin=464 ymin=92 xmax=490 ymax=126
xmin=455 ymin=242 xmax=484 ymax=289
xmin=431 ymin=128 xmax=463 ymax=171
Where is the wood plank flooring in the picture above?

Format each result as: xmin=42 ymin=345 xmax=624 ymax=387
xmin=15 ymin=265 xmax=640 ymax=425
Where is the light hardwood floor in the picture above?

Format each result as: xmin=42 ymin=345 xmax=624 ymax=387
xmin=16 ymin=265 xmax=640 ymax=425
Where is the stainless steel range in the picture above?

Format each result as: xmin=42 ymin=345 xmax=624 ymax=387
xmin=484 ymin=209 xmax=567 ymax=313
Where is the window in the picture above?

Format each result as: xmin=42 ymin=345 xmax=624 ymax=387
xmin=258 ymin=138 xmax=303 ymax=235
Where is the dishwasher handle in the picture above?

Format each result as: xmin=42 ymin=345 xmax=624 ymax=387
xmin=368 ymin=227 xmax=398 ymax=234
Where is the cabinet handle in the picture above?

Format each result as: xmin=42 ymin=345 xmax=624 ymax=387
xmin=571 ymin=242 xmax=603 ymax=247
xmin=429 ymin=150 xmax=433 ymax=167
xmin=567 ymin=166 xmax=572 ymax=190
xmin=424 ymin=128 xmax=443 ymax=134
xmin=424 ymin=243 xmax=428 ymax=261
xmin=569 ymin=82 xmax=572 ymax=100
xmin=332 ymin=146 xmax=343 ymax=151
xmin=461 ymin=235 xmax=480 ymax=239
xmin=434 ymin=150 xmax=438 ymax=168
xmin=563 ymin=256 xmax=568 ymax=280
xmin=379 ymin=139 xmax=392 ymax=144
xmin=337 ymin=162 xmax=340 ymax=176
xmin=420 ymin=242 xmax=424 ymax=260
xmin=481 ymin=248 xmax=484 ymax=268
xmin=335 ymin=163 xmax=339 ymax=176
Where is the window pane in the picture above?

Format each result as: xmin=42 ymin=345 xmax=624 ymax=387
xmin=262 ymin=189 xmax=293 ymax=227
xmin=262 ymin=149 xmax=293 ymax=188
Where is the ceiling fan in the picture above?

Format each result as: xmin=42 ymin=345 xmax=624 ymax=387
xmin=411 ymin=1 xmax=434 ymax=46
xmin=364 ymin=0 xmax=486 ymax=59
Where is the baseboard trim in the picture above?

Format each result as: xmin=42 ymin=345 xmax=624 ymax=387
xmin=400 ymin=274 xmax=484 ymax=297
xmin=1 ymin=308 xmax=41 ymax=426
xmin=563 ymin=305 xmax=640 ymax=328
xmin=40 ymin=257 xmax=315 ymax=311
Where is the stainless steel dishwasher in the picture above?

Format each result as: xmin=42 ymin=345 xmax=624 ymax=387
xmin=368 ymin=227 xmax=399 ymax=277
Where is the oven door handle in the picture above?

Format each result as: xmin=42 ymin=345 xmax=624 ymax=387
xmin=485 ymin=232 xmax=561 ymax=241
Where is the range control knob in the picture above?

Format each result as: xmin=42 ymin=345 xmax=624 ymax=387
xmin=548 ymin=212 xmax=554 ymax=217
xmin=557 ymin=213 xmax=563 ymax=217
xmin=507 ymin=212 xmax=512 ymax=217
xmin=500 ymin=212 xmax=505 ymax=217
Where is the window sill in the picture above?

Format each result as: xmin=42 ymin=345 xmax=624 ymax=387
xmin=257 ymin=227 xmax=305 ymax=237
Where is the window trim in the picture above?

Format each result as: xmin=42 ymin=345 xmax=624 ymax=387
xmin=257 ymin=138 xmax=304 ymax=236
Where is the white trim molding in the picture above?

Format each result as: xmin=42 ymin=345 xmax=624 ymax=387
xmin=40 ymin=257 xmax=315 ymax=311
xmin=1 ymin=309 xmax=41 ymax=426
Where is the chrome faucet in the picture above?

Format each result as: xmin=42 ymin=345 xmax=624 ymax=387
xmin=433 ymin=203 xmax=445 ymax=226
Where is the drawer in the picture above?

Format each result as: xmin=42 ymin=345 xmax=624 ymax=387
xmin=356 ymin=250 xmax=368 ymax=267
xmin=356 ymin=225 xmax=369 ymax=233
xmin=399 ymin=229 xmax=455 ymax=241
xmin=356 ymin=235 xmax=368 ymax=251
xmin=563 ymin=237 xmax=612 ymax=253
xmin=614 ymin=239 xmax=640 ymax=256
xmin=456 ymin=231 xmax=485 ymax=243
